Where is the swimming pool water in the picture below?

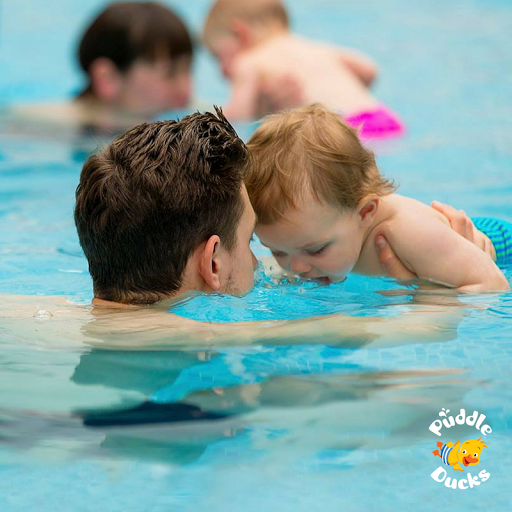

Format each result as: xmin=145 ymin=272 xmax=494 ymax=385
xmin=1 ymin=0 xmax=512 ymax=511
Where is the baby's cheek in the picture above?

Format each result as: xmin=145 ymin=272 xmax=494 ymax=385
xmin=328 ymin=250 xmax=356 ymax=273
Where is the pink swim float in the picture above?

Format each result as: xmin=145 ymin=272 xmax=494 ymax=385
xmin=344 ymin=105 xmax=405 ymax=140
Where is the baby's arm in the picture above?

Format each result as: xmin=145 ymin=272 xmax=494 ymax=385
xmin=223 ymin=62 xmax=261 ymax=121
xmin=381 ymin=214 xmax=509 ymax=293
xmin=337 ymin=47 xmax=378 ymax=87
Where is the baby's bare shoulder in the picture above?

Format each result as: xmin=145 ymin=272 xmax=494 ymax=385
xmin=387 ymin=195 xmax=449 ymax=227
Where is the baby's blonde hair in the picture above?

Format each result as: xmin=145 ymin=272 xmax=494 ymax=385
xmin=246 ymin=103 xmax=396 ymax=224
xmin=203 ymin=0 xmax=289 ymax=46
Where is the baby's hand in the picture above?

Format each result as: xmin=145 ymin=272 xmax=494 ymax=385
xmin=254 ymin=74 xmax=304 ymax=117
xmin=431 ymin=201 xmax=496 ymax=260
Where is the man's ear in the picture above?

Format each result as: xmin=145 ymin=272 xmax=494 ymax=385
xmin=357 ymin=197 xmax=379 ymax=228
xmin=89 ymin=58 xmax=123 ymax=102
xmin=198 ymin=235 xmax=222 ymax=292
xmin=231 ymin=19 xmax=254 ymax=48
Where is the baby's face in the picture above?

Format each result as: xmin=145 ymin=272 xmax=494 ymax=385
xmin=256 ymin=201 xmax=365 ymax=285
xmin=208 ymin=35 xmax=244 ymax=80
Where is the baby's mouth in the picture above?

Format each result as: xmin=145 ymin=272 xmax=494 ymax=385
xmin=311 ymin=277 xmax=331 ymax=285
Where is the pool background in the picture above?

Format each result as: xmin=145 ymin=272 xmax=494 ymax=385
xmin=1 ymin=0 xmax=512 ymax=511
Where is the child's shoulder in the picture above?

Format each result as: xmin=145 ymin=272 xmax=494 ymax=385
xmin=385 ymin=194 xmax=450 ymax=226
xmin=371 ymin=195 xmax=451 ymax=253
xmin=253 ymin=33 xmax=337 ymax=59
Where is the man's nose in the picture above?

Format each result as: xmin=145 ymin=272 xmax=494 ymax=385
xmin=182 ymin=75 xmax=191 ymax=95
xmin=180 ymin=77 xmax=192 ymax=101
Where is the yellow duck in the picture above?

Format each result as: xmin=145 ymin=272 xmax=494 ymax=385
xmin=433 ymin=437 xmax=488 ymax=471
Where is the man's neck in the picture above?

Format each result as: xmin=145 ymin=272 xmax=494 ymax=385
xmin=91 ymin=297 xmax=139 ymax=309
xmin=91 ymin=289 xmax=200 ymax=310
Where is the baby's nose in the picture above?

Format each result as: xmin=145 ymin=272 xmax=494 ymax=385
xmin=290 ymin=258 xmax=311 ymax=274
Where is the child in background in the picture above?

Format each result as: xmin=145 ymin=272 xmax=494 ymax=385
xmin=203 ymin=0 xmax=404 ymax=139
xmin=12 ymin=1 xmax=303 ymax=132
xmin=245 ymin=104 xmax=510 ymax=292
xmin=76 ymin=1 xmax=304 ymax=124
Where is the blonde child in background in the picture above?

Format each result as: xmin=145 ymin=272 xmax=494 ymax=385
xmin=203 ymin=0 xmax=404 ymax=139
xmin=245 ymin=104 xmax=510 ymax=292
xmin=11 ymin=2 xmax=301 ymax=133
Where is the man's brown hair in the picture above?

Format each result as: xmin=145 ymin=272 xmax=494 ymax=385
xmin=75 ymin=108 xmax=248 ymax=304
xmin=78 ymin=1 xmax=193 ymax=98
xmin=245 ymin=103 xmax=396 ymax=224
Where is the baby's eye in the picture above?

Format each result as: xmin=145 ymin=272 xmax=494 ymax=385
xmin=307 ymin=244 xmax=329 ymax=256
xmin=271 ymin=250 xmax=286 ymax=259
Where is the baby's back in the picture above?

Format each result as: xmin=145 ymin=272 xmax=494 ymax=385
xmin=245 ymin=34 xmax=378 ymax=114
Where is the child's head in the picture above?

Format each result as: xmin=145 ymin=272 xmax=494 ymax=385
xmin=203 ymin=0 xmax=289 ymax=79
xmin=78 ymin=2 xmax=193 ymax=114
xmin=246 ymin=103 xmax=396 ymax=283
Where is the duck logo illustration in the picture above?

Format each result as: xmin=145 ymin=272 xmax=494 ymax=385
xmin=433 ymin=437 xmax=488 ymax=472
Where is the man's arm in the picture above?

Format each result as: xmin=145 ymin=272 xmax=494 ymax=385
xmin=81 ymin=300 xmax=460 ymax=351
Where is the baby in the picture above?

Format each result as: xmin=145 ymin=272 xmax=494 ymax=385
xmin=10 ymin=1 xmax=303 ymax=133
xmin=203 ymin=0 xmax=404 ymax=139
xmin=245 ymin=104 xmax=510 ymax=292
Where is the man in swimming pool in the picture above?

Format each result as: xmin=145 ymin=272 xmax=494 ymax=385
xmin=8 ymin=2 xmax=303 ymax=134
xmin=58 ymin=107 xmax=494 ymax=348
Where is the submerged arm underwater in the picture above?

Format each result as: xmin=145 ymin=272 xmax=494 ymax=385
xmin=1 ymin=292 xmax=464 ymax=351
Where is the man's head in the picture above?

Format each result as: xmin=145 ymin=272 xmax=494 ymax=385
xmin=75 ymin=108 xmax=257 ymax=305
xmin=203 ymin=0 xmax=289 ymax=79
xmin=78 ymin=2 xmax=193 ymax=114
xmin=246 ymin=103 xmax=396 ymax=284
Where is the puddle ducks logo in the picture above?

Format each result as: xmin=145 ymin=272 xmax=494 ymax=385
xmin=429 ymin=408 xmax=491 ymax=490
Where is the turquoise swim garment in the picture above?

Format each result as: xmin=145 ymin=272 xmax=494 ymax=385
xmin=472 ymin=217 xmax=512 ymax=265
